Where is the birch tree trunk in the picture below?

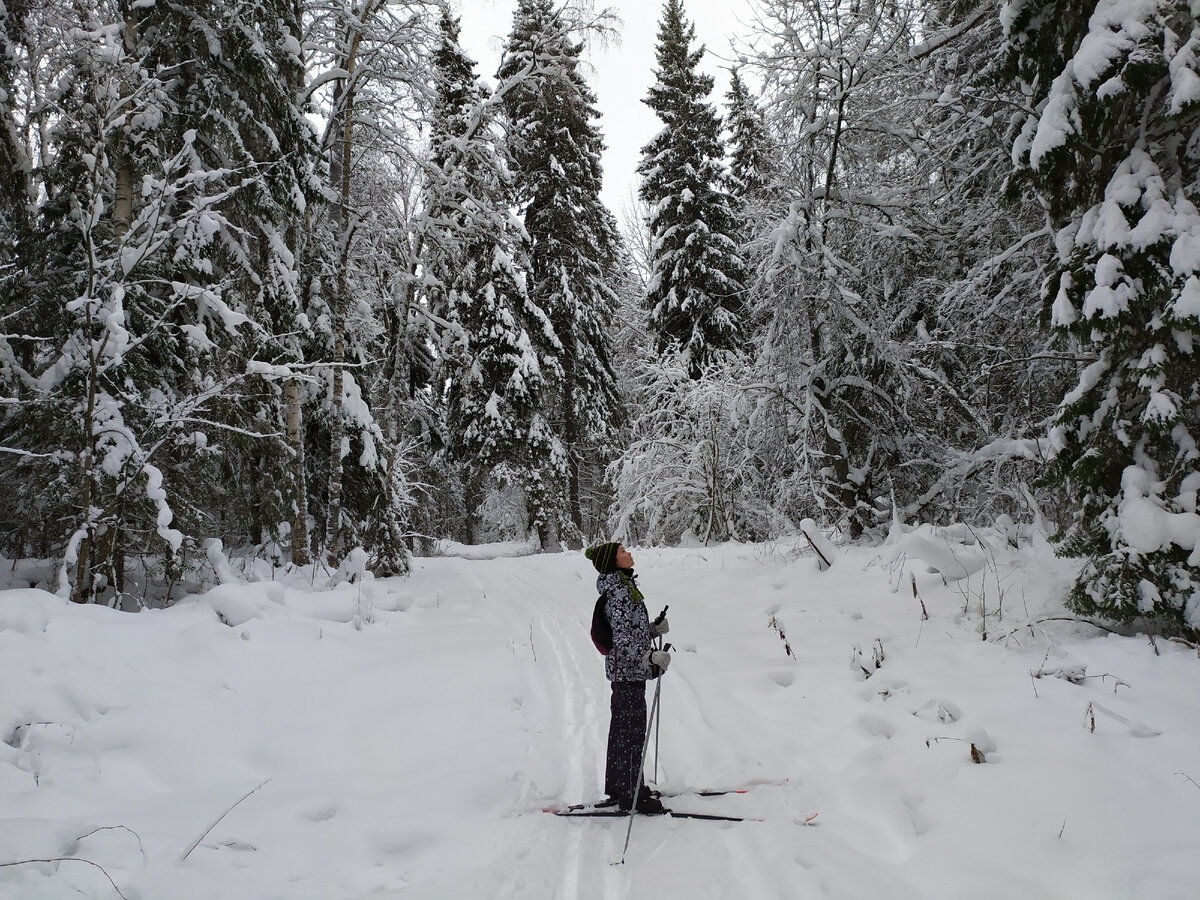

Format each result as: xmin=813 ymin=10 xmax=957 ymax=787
xmin=285 ymin=378 xmax=310 ymax=565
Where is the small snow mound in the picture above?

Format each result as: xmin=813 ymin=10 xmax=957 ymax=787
xmin=0 ymin=556 xmax=56 ymax=592
xmin=966 ymin=727 xmax=997 ymax=754
xmin=913 ymin=699 xmax=963 ymax=724
xmin=433 ymin=540 xmax=540 ymax=560
xmin=886 ymin=523 xmax=987 ymax=582
xmin=182 ymin=583 xmax=284 ymax=627
xmin=0 ymin=588 xmax=62 ymax=634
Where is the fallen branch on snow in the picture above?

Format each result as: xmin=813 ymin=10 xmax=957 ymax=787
xmin=925 ymin=735 xmax=986 ymax=763
xmin=0 ymin=858 xmax=129 ymax=899
xmin=180 ymin=778 xmax=270 ymax=862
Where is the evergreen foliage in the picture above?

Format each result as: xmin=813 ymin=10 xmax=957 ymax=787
xmin=423 ymin=9 xmax=559 ymax=544
xmin=0 ymin=0 xmax=319 ymax=600
xmin=638 ymin=0 xmax=748 ymax=379
xmin=724 ymin=67 xmax=769 ymax=204
xmin=0 ymin=0 xmax=28 ymax=252
xmin=498 ymin=0 xmax=623 ymax=545
xmin=1002 ymin=0 xmax=1200 ymax=636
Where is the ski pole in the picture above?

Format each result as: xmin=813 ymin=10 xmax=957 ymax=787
xmin=621 ymin=641 xmax=670 ymax=863
xmin=653 ymin=679 xmax=661 ymax=784
xmin=651 ymin=606 xmax=668 ymax=784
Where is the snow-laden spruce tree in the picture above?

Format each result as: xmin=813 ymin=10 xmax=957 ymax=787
xmin=139 ymin=0 xmax=319 ymax=566
xmin=422 ymin=10 xmax=560 ymax=544
xmin=725 ymin=67 xmax=770 ymax=208
xmin=639 ymin=0 xmax=748 ymax=379
xmin=498 ymin=0 xmax=623 ymax=546
xmin=1001 ymin=0 xmax=1200 ymax=635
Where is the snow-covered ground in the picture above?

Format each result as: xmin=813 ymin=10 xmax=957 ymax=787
xmin=2 ymin=532 xmax=1198 ymax=899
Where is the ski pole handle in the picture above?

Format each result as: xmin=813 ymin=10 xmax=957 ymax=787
xmin=653 ymin=605 xmax=669 ymax=648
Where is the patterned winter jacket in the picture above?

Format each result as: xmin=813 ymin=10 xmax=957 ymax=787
xmin=598 ymin=571 xmax=656 ymax=682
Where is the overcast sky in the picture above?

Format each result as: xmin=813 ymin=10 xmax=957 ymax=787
xmin=455 ymin=0 xmax=756 ymax=224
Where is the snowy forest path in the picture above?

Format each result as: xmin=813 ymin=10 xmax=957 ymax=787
xmin=5 ymin=544 xmax=1195 ymax=899
xmin=481 ymin=557 xmax=621 ymax=898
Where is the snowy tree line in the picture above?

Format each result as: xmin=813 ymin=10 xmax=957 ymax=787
xmin=0 ymin=0 xmax=1197 ymax=637
xmin=619 ymin=0 xmax=1200 ymax=638
xmin=0 ymin=0 xmax=622 ymax=601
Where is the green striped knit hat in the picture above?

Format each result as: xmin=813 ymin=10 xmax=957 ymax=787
xmin=584 ymin=542 xmax=620 ymax=574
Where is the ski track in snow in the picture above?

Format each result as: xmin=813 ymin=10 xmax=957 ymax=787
xmin=489 ymin=554 xmax=813 ymax=899
xmin=496 ymin=561 xmax=602 ymax=899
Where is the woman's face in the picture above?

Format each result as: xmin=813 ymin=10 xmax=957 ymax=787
xmin=615 ymin=545 xmax=634 ymax=569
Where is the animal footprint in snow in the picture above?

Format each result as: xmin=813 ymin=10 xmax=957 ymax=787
xmin=769 ymin=669 xmax=795 ymax=688
xmin=307 ymin=804 xmax=338 ymax=823
xmin=857 ymin=714 xmax=896 ymax=739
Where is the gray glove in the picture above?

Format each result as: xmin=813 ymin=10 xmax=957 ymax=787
xmin=652 ymin=615 xmax=670 ymax=636
xmin=647 ymin=649 xmax=671 ymax=673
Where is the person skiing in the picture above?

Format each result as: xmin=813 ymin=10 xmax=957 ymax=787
xmin=584 ymin=541 xmax=671 ymax=813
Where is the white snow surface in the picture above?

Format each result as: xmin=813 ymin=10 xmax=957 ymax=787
xmin=2 ymin=538 xmax=1199 ymax=899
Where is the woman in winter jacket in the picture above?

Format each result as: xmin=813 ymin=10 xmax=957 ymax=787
xmin=585 ymin=542 xmax=671 ymax=813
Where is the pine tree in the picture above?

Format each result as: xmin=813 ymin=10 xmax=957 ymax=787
xmin=1002 ymin=0 xmax=1200 ymax=635
xmin=639 ymin=0 xmax=748 ymax=379
xmin=498 ymin=0 xmax=623 ymax=545
xmin=423 ymin=9 xmax=559 ymax=543
xmin=141 ymin=0 xmax=318 ymax=564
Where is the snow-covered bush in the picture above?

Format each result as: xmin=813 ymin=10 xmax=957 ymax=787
xmin=610 ymin=356 xmax=781 ymax=544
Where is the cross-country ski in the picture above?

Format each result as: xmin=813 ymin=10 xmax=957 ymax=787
xmin=544 ymin=807 xmax=755 ymax=823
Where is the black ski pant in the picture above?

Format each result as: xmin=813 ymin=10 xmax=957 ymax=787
xmin=605 ymin=680 xmax=648 ymax=807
